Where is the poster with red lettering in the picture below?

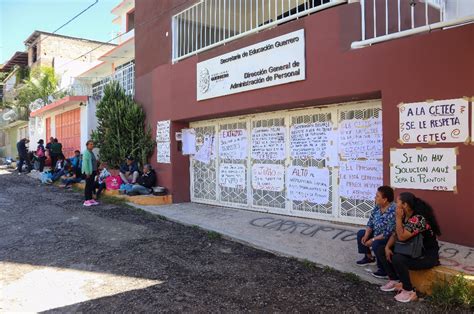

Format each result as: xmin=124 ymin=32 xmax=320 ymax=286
xmin=399 ymin=98 xmax=469 ymax=144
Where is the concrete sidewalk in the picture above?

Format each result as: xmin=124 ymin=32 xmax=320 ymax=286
xmin=133 ymin=202 xmax=474 ymax=285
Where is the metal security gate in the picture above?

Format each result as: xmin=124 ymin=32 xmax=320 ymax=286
xmin=190 ymin=100 xmax=382 ymax=225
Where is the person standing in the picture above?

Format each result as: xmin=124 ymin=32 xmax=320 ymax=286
xmin=36 ymin=139 xmax=46 ymax=172
xmin=16 ymin=138 xmax=31 ymax=174
xmin=49 ymin=138 xmax=63 ymax=169
xmin=82 ymin=140 xmax=99 ymax=207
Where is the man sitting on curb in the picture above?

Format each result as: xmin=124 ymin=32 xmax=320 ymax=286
xmin=119 ymin=156 xmax=139 ymax=184
xmin=120 ymin=164 xmax=156 ymax=196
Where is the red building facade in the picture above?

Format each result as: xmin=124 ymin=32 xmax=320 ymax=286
xmin=135 ymin=1 xmax=474 ymax=246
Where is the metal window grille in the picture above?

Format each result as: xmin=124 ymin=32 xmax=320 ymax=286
xmin=353 ymin=0 xmax=474 ymax=48
xmin=91 ymin=60 xmax=135 ymax=98
xmin=172 ymin=0 xmax=346 ymax=62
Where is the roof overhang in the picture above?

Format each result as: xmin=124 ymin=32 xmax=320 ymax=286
xmin=1 ymin=52 xmax=28 ymax=72
xmin=30 ymin=96 xmax=88 ymax=118
xmin=99 ymin=37 xmax=134 ymax=62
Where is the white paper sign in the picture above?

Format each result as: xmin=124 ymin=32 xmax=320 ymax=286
xmin=194 ymin=134 xmax=214 ymax=164
xmin=197 ymin=29 xmax=305 ymax=101
xmin=252 ymin=164 xmax=285 ymax=192
xmin=156 ymin=120 xmax=170 ymax=142
xmin=219 ymin=163 xmax=246 ymax=189
xmin=290 ymin=121 xmax=333 ymax=159
xmin=156 ymin=120 xmax=171 ymax=163
xmin=390 ymin=148 xmax=457 ymax=191
xmin=399 ymin=98 xmax=469 ymax=143
xmin=182 ymin=129 xmax=197 ymax=155
xmin=251 ymin=127 xmax=285 ymax=160
xmin=339 ymin=117 xmax=382 ymax=160
xmin=219 ymin=129 xmax=248 ymax=160
xmin=157 ymin=142 xmax=170 ymax=164
xmin=286 ymin=166 xmax=330 ymax=204
xmin=339 ymin=161 xmax=383 ymax=201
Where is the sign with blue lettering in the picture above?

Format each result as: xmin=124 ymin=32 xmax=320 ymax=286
xmin=399 ymin=98 xmax=469 ymax=144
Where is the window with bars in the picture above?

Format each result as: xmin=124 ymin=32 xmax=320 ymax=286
xmin=92 ymin=60 xmax=135 ymax=98
xmin=172 ymin=0 xmax=344 ymax=62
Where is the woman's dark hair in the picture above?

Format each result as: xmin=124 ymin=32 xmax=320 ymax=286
xmin=399 ymin=192 xmax=441 ymax=236
xmin=86 ymin=140 xmax=94 ymax=146
xmin=54 ymin=138 xmax=58 ymax=143
xmin=377 ymin=186 xmax=394 ymax=202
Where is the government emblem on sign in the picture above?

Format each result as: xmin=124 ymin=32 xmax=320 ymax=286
xmin=199 ymin=67 xmax=210 ymax=94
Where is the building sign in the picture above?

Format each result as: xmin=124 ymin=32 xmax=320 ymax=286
xmin=251 ymin=164 xmax=285 ymax=192
xmin=339 ymin=161 xmax=383 ymax=201
xmin=339 ymin=116 xmax=382 ymax=160
xmin=390 ymin=148 xmax=457 ymax=191
xmin=251 ymin=127 xmax=285 ymax=160
xmin=399 ymin=98 xmax=469 ymax=144
xmin=219 ymin=163 xmax=246 ymax=189
xmin=197 ymin=29 xmax=305 ymax=101
xmin=286 ymin=166 xmax=330 ymax=204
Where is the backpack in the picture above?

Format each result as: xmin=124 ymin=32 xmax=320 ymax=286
xmin=105 ymin=175 xmax=123 ymax=190
xmin=36 ymin=147 xmax=45 ymax=158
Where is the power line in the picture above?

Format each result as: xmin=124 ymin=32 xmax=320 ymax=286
xmin=28 ymin=0 xmax=99 ymax=49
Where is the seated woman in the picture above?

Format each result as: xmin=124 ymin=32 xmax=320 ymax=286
xmin=50 ymin=154 xmax=68 ymax=182
xmin=120 ymin=164 xmax=156 ymax=196
xmin=356 ymin=186 xmax=396 ymax=279
xmin=94 ymin=162 xmax=111 ymax=199
xmin=378 ymin=192 xmax=441 ymax=303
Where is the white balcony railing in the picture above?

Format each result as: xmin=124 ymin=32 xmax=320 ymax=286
xmin=352 ymin=0 xmax=474 ymax=48
xmin=92 ymin=60 xmax=135 ymax=98
xmin=172 ymin=0 xmax=347 ymax=62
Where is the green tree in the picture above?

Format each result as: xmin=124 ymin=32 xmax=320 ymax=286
xmin=2 ymin=66 xmax=60 ymax=118
xmin=92 ymin=81 xmax=155 ymax=168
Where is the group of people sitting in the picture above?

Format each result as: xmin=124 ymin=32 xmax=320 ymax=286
xmin=81 ymin=140 xmax=157 ymax=207
xmin=20 ymin=138 xmax=158 ymax=206
xmin=356 ymin=186 xmax=442 ymax=303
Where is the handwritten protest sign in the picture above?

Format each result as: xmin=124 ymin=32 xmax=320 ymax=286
xmin=156 ymin=142 xmax=170 ymax=164
xmin=286 ymin=166 xmax=330 ymax=204
xmin=290 ymin=121 xmax=333 ymax=159
xmin=251 ymin=127 xmax=285 ymax=160
xmin=339 ymin=161 xmax=383 ymax=201
xmin=219 ymin=129 xmax=248 ymax=160
xmin=339 ymin=117 xmax=382 ymax=160
xmin=219 ymin=163 xmax=246 ymax=189
xmin=156 ymin=120 xmax=171 ymax=163
xmin=156 ymin=120 xmax=170 ymax=142
xmin=252 ymin=164 xmax=285 ymax=192
xmin=390 ymin=148 xmax=457 ymax=191
xmin=399 ymin=98 xmax=469 ymax=144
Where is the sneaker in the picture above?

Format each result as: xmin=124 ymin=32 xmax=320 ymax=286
xmin=83 ymin=200 xmax=93 ymax=207
xmin=356 ymin=256 xmax=376 ymax=266
xmin=90 ymin=200 xmax=100 ymax=206
xmin=394 ymin=289 xmax=418 ymax=303
xmin=380 ymin=280 xmax=401 ymax=292
xmin=371 ymin=269 xmax=389 ymax=279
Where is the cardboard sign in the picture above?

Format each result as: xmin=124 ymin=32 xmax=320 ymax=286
xmin=339 ymin=117 xmax=382 ymax=160
xmin=286 ymin=166 xmax=330 ymax=204
xmin=339 ymin=161 xmax=383 ymax=201
xmin=390 ymin=148 xmax=457 ymax=191
xmin=219 ymin=163 xmax=246 ymax=189
xmin=290 ymin=122 xmax=333 ymax=160
xmin=219 ymin=129 xmax=248 ymax=160
xmin=399 ymin=98 xmax=469 ymax=143
xmin=252 ymin=164 xmax=285 ymax=192
xmin=251 ymin=127 xmax=285 ymax=160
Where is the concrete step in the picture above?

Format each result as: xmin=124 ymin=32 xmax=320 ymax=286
xmin=74 ymin=182 xmax=173 ymax=206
